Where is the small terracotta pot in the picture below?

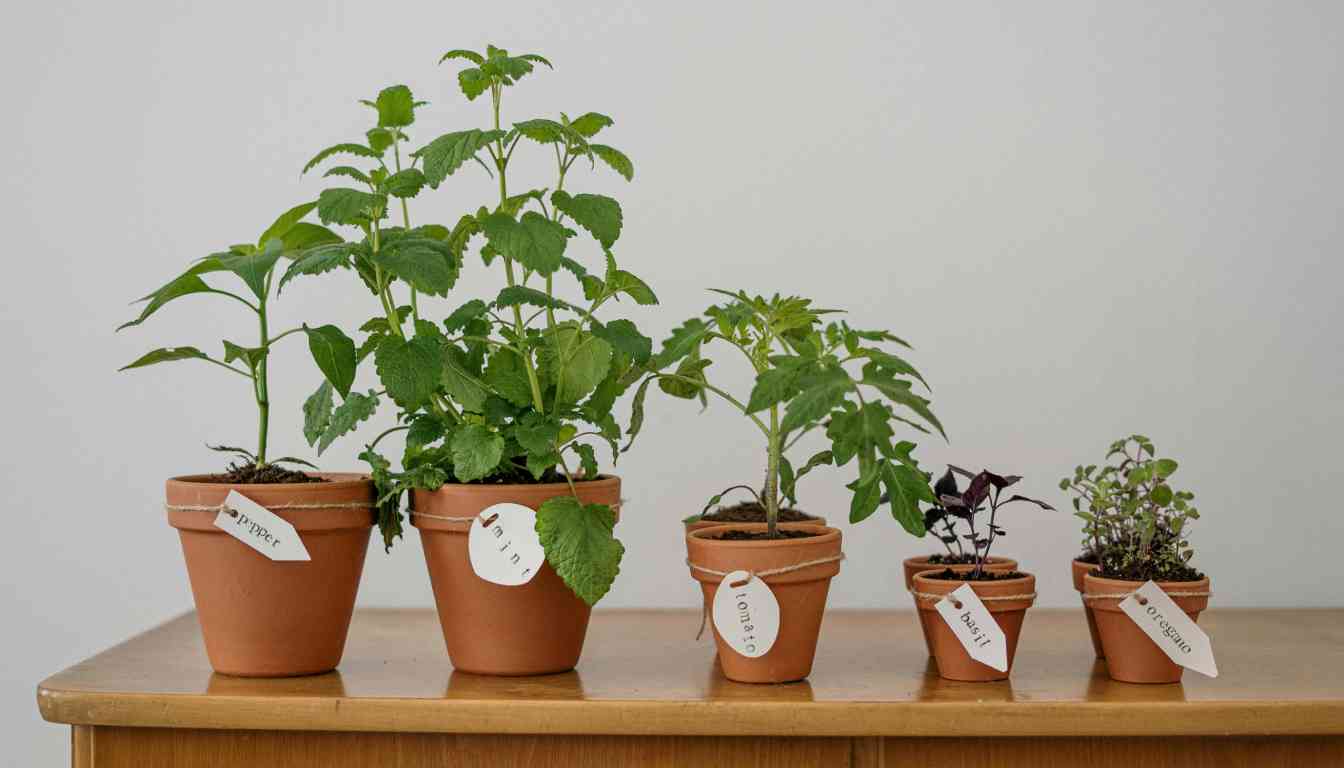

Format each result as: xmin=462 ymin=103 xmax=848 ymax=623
xmin=911 ymin=571 xmax=1036 ymax=682
xmin=686 ymin=523 xmax=842 ymax=684
xmin=1071 ymin=559 xmax=1105 ymax=658
xmin=166 ymin=473 xmax=374 ymax=677
xmin=1084 ymin=573 xmax=1210 ymax=684
xmin=903 ymin=555 xmax=1018 ymax=656
xmin=684 ymin=514 xmax=826 ymax=536
xmin=412 ymin=477 xmax=620 ymax=676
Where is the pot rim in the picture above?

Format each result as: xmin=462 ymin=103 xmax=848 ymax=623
xmin=911 ymin=570 xmax=1037 ymax=611
xmin=686 ymin=523 xmax=842 ymax=548
xmin=168 ymin=472 xmax=372 ymax=490
xmin=904 ymin=554 xmax=1016 ymax=566
xmin=1082 ymin=572 xmax=1211 ymax=589
xmin=412 ymin=474 xmax=620 ymax=497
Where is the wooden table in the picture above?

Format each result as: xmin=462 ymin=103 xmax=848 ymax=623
xmin=37 ymin=608 xmax=1344 ymax=767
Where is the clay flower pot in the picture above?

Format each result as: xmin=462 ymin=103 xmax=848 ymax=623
xmin=1071 ymin=559 xmax=1104 ymax=658
xmin=685 ymin=523 xmax=842 ymax=684
xmin=412 ymin=476 xmax=620 ymax=676
xmin=911 ymin=571 xmax=1036 ymax=682
xmin=1084 ymin=573 xmax=1211 ymax=683
xmin=165 ymin=473 xmax=375 ymax=677
xmin=685 ymin=514 xmax=826 ymax=536
xmin=903 ymin=555 xmax=1018 ymax=656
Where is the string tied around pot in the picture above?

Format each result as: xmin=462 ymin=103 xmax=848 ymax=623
xmin=1082 ymin=590 xmax=1211 ymax=602
xmin=409 ymin=498 xmax=626 ymax=525
xmin=164 ymin=501 xmax=375 ymax=517
xmin=685 ymin=553 xmax=847 ymax=640
xmin=908 ymin=589 xmax=1038 ymax=609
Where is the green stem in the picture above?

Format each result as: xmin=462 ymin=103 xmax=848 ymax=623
xmin=255 ymin=285 xmax=271 ymax=466
xmin=392 ymin=135 xmax=420 ymax=324
xmin=765 ymin=404 xmax=781 ymax=539
xmin=651 ymin=374 xmax=770 ymax=436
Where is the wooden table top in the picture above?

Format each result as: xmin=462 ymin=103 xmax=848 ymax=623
xmin=37 ymin=608 xmax=1344 ymax=737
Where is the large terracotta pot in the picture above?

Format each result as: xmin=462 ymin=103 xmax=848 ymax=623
xmin=686 ymin=523 xmax=842 ymax=683
xmin=411 ymin=476 xmax=620 ymax=676
xmin=1071 ymin=559 xmax=1104 ymax=658
xmin=1084 ymin=573 xmax=1210 ymax=684
xmin=903 ymin=555 xmax=1018 ymax=656
xmin=166 ymin=473 xmax=374 ymax=677
xmin=911 ymin=571 xmax=1036 ymax=682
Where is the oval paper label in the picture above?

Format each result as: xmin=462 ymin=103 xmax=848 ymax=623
xmin=712 ymin=570 xmax=780 ymax=658
xmin=467 ymin=502 xmax=546 ymax=586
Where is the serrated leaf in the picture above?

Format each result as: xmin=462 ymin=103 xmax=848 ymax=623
xmin=278 ymin=222 xmax=342 ymax=252
xmin=745 ymin=366 xmax=801 ymax=413
xmin=590 ymin=144 xmax=633 ymax=181
xmin=882 ymin=462 xmax=932 ymax=536
xmin=405 ymin=414 xmax=446 ymax=448
xmin=372 ymin=237 xmax=459 ymax=296
xmin=302 ymin=380 xmax=334 ymax=445
xmin=374 ymin=334 xmax=443 ymax=410
xmin=606 ymin=267 xmax=658 ymax=305
xmin=278 ymin=242 xmax=357 ymax=292
xmin=623 ymin=377 xmax=653 ymax=450
xmin=317 ymin=188 xmax=385 ymax=226
xmin=374 ymin=84 xmax=415 ymax=128
xmin=569 ymin=112 xmax=614 ymax=137
xmin=659 ymin=356 xmax=711 ymax=399
xmin=304 ymin=324 xmax=357 ymax=398
xmin=551 ymin=191 xmax=621 ymax=249
xmin=494 ymin=285 xmax=572 ymax=311
xmin=302 ymin=143 xmax=380 ymax=175
xmin=541 ymin=326 xmax=612 ymax=405
xmin=849 ymin=476 xmax=881 ymax=524
xmin=384 ymin=168 xmax=426 ymax=199
xmin=257 ymin=201 xmax=317 ymax=249
xmin=119 ymin=346 xmax=210 ymax=371
xmin=861 ymin=374 xmax=945 ymax=438
xmin=653 ymin=318 xmax=709 ymax=368
xmin=450 ymin=424 xmax=504 ymax=482
xmin=318 ymin=390 xmax=378 ymax=454
xmin=441 ymin=346 xmax=491 ymax=412
xmin=513 ymin=414 xmax=562 ymax=455
xmin=214 ymin=240 xmax=284 ymax=300
xmin=536 ymin=496 xmax=624 ymax=605
xmin=439 ymin=48 xmax=484 ymax=66
xmin=413 ymin=129 xmax=505 ymax=186
xmin=443 ymin=299 xmax=489 ymax=333
xmin=457 ymin=68 xmax=490 ymax=100
xmin=781 ymin=368 xmax=851 ymax=433
xmin=479 ymin=211 xmax=568 ymax=276
xmin=483 ymin=350 xmax=535 ymax=408
xmin=574 ymin=443 xmax=599 ymax=478
xmin=590 ymin=319 xmax=651 ymax=364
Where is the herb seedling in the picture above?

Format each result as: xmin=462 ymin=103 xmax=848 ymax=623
xmin=1060 ymin=435 xmax=1201 ymax=581
xmin=118 ymin=205 xmax=351 ymax=480
xmin=924 ymin=466 xmax=1054 ymax=578
xmin=631 ymin=292 xmax=943 ymax=539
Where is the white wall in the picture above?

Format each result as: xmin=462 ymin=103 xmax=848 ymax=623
xmin=4 ymin=1 xmax=1341 ymax=762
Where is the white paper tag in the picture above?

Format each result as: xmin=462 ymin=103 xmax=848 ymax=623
xmin=467 ymin=502 xmax=546 ymax=586
xmin=712 ymin=570 xmax=780 ymax=658
xmin=1119 ymin=580 xmax=1218 ymax=677
xmin=212 ymin=490 xmax=310 ymax=562
xmin=935 ymin=584 xmax=1009 ymax=671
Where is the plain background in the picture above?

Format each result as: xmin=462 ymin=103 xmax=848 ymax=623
xmin=4 ymin=0 xmax=1341 ymax=762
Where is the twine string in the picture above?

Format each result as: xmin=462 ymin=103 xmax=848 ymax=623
xmin=1082 ymin=590 xmax=1211 ymax=601
xmin=165 ymin=501 xmax=375 ymax=518
xmin=686 ymin=554 xmax=847 ymax=641
xmin=410 ymin=498 xmax=626 ymax=526
xmin=909 ymin=589 xmax=1038 ymax=605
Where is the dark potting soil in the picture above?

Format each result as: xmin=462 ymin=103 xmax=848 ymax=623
xmin=713 ymin=529 xmax=824 ymax=541
xmin=925 ymin=553 xmax=980 ymax=565
xmin=200 ymin=462 xmax=327 ymax=485
xmin=1076 ymin=551 xmax=1100 ymax=565
xmin=1098 ymin=561 xmax=1204 ymax=582
xmin=700 ymin=502 xmax=817 ymax=524
xmin=924 ymin=567 xmax=1027 ymax=581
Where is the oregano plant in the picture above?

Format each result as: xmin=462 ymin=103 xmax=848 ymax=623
xmin=630 ymin=292 xmax=943 ymax=538
xmin=117 ymin=204 xmax=352 ymax=480
xmin=284 ymin=45 xmax=651 ymax=606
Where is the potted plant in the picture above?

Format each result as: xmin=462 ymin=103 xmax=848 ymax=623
xmin=285 ymin=46 xmax=652 ymax=676
xmin=1067 ymin=436 xmax=1208 ymax=683
xmin=119 ymin=207 xmax=376 ymax=677
xmin=909 ymin=467 xmax=1051 ymax=681
xmin=631 ymin=291 xmax=943 ymax=683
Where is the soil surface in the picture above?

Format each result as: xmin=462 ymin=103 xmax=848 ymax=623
xmin=1098 ymin=561 xmax=1204 ymax=582
xmin=1076 ymin=551 xmax=1100 ymax=564
xmin=712 ymin=529 xmax=824 ymax=541
xmin=924 ymin=567 xmax=1027 ymax=581
xmin=700 ymin=502 xmax=817 ymax=523
xmin=925 ymin=553 xmax=980 ymax=565
xmin=200 ymin=462 xmax=326 ymax=485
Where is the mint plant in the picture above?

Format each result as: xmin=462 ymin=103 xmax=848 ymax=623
xmin=284 ymin=46 xmax=650 ymax=606
xmin=631 ymin=292 xmax=943 ymax=539
xmin=1060 ymin=435 xmax=1201 ymax=581
xmin=923 ymin=466 xmax=1053 ymax=578
xmin=118 ymin=205 xmax=354 ymax=481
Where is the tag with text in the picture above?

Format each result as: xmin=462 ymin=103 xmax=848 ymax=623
xmin=712 ymin=570 xmax=780 ymax=658
xmin=935 ymin=584 xmax=1008 ymax=671
xmin=1119 ymin=580 xmax=1218 ymax=677
xmin=468 ymin=502 xmax=546 ymax=586
xmin=212 ymin=490 xmax=310 ymax=562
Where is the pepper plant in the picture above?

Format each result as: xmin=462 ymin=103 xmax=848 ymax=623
xmin=630 ymin=292 xmax=943 ymax=539
xmin=924 ymin=466 xmax=1053 ymax=578
xmin=1060 ymin=435 xmax=1201 ymax=581
xmin=284 ymin=46 xmax=651 ymax=606
xmin=117 ymin=204 xmax=356 ymax=478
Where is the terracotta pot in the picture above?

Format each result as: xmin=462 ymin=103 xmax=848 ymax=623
xmin=911 ymin=571 xmax=1036 ymax=682
xmin=684 ymin=514 xmax=826 ymax=536
xmin=685 ymin=523 xmax=842 ymax=683
xmin=1071 ymin=559 xmax=1105 ymax=658
xmin=1084 ymin=573 xmax=1210 ymax=684
xmin=412 ymin=477 xmax=620 ymax=676
xmin=166 ymin=473 xmax=374 ymax=677
xmin=903 ymin=555 xmax=1018 ymax=656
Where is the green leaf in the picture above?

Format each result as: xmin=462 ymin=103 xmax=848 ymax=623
xmin=574 ymin=443 xmax=599 ymax=479
xmin=590 ymin=319 xmax=652 ymax=364
xmin=371 ymin=237 xmax=459 ymax=296
xmin=413 ymin=129 xmax=506 ymax=186
xmin=779 ymin=455 xmax=798 ymax=505
xmin=781 ymin=368 xmax=851 ymax=433
xmin=443 ymin=299 xmax=489 ymax=333
xmin=278 ymin=242 xmax=357 ymax=292
xmin=882 ymin=462 xmax=932 ymax=535
xmin=302 ymin=380 xmax=334 ymax=446
xmin=1150 ymin=484 xmax=1174 ymax=505
xmin=659 ymin=356 xmax=711 ymax=399
xmin=849 ymin=476 xmax=882 ymax=524
xmin=384 ymin=168 xmax=426 ymax=199
xmin=484 ymin=350 xmax=535 ymax=408
xmin=512 ymin=118 xmax=569 ymax=145
xmin=604 ymin=268 xmax=658 ymax=305
xmin=590 ymin=144 xmax=633 ymax=181
xmin=745 ymin=367 xmax=801 ymax=413
xmin=551 ymin=191 xmax=622 ymax=249
xmin=118 ymin=270 xmax=219 ymax=330
xmin=374 ymin=84 xmax=415 ymax=128
xmin=541 ymin=326 xmax=613 ymax=405
xmin=439 ymin=48 xmax=485 ymax=66
xmin=317 ymin=188 xmax=385 ymax=226
xmin=514 ymin=414 xmax=562 ymax=455
xmin=374 ymin=334 xmax=444 ymax=410
xmin=303 ymin=324 xmax=357 ymax=398
xmin=257 ymin=201 xmax=317 ymax=249
xmin=536 ymin=496 xmax=624 ymax=606
xmin=569 ymin=112 xmax=613 ymax=137
xmin=623 ymin=376 xmax=654 ymax=450
xmin=653 ymin=318 xmax=709 ymax=368
xmin=119 ymin=346 xmax=210 ymax=371
xmin=323 ymin=165 xmax=372 ymax=185
xmin=441 ymin=347 xmax=491 ymax=412
xmin=861 ymin=375 xmax=946 ymax=439
xmin=278 ymin=222 xmax=343 ymax=252
xmin=450 ymin=424 xmax=505 ymax=482
xmin=405 ymin=414 xmax=446 ymax=448
xmin=318 ymin=390 xmax=378 ymax=454
xmin=479 ymin=211 xmax=568 ymax=276
xmin=302 ymin=143 xmax=380 ymax=175
xmin=796 ymin=450 xmax=834 ymax=482
xmin=1154 ymin=458 xmax=1179 ymax=478
xmin=222 ymin=340 xmax=265 ymax=369
xmin=216 ymin=240 xmax=284 ymax=300
xmin=457 ymin=68 xmax=490 ymax=100
xmin=494 ymin=285 xmax=573 ymax=311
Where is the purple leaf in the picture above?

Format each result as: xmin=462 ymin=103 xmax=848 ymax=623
xmin=1006 ymin=494 xmax=1056 ymax=511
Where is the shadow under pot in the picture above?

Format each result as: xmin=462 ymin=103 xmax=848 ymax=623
xmin=685 ymin=523 xmax=843 ymax=684
xmin=910 ymin=571 xmax=1037 ymax=682
xmin=411 ymin=476 xmax=621 ymax=676
xmin=165 ymin=473 xmax=375 ymax=677
xmin=1071 ymin=558 xmax=1104 ymax=658
xmin=902 ymin=556 xmax=1018 ymax=656
xmin=1083 ymin=573 xmax=1211 ymax=684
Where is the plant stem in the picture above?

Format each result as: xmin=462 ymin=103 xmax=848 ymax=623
xmin=255 ymin=283 xmax=271 ymax=466
xmin=765 ymin=404 xmax=781 ymax=539
xmin=392 ymin=135 xmax=420 ymax=324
